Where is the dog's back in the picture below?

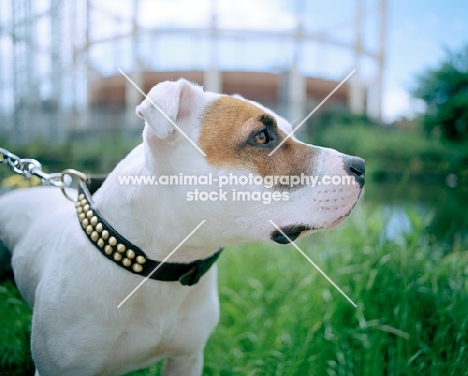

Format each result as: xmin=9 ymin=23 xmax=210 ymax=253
xmin=0 ymin=187 xmax=71 ymax=305
xmin=0 ymin=189 xmax=25 ymax=278
xmin=0 ymin=187 xmax=59 ymax=246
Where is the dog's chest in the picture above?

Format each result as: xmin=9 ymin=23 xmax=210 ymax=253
xmin=100 ymin=321 xmax=176 ymax=373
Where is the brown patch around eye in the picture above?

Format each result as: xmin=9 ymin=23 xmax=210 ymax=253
xmin=199 ymin=96 xmax=316 ymax=184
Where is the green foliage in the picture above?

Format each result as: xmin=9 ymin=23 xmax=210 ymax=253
xmin=310 ymin=123 xmax=468 ymax=184
xmin=1 ymin=205 xmax=467 ymax=375
xmin=0 ymin=137 xmax=140 ymax=181
xmin=0 ymin=280 xmax=34 ymax=375
xmin=204 ymin=206 xmax=468 ymax=375
xmin=312 ymin=108 xmax=378 ymax=132
xmin=413 ymin=45 xmax=468 ymax=141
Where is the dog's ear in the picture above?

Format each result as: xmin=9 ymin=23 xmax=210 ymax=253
xmin=136 ymin=79 xmax=202 ymax=140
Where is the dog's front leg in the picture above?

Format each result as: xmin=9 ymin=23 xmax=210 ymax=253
xmin=162 ymin=352 xmax=204 ymax=376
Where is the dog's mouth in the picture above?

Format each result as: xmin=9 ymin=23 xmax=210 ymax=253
xmin=271 ymin=225 xmax=311 ymax=244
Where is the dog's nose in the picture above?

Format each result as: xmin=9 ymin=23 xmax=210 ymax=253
xmin=342 ymin=155 xmax=365 ymax=187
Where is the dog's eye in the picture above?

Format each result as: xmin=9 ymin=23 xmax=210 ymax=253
xmin=253 ymin=130 xmax=269 ymax=145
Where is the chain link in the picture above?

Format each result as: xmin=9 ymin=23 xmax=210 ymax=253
xmin=0 ymin=146 xmax=86 ymax=190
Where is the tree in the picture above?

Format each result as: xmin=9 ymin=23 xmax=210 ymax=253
xmin=413 ymin=45 xmax=468 ymax=141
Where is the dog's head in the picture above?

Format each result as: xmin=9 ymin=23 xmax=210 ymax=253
xmin=136 ymin=79 xmax=364 ymax=247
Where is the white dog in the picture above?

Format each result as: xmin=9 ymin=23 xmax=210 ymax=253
xmin=0 ymin=79 xmax=364 ymax=375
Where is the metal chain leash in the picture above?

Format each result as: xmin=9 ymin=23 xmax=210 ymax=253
xmin=0 ymin=146 xmax=87 ymax=201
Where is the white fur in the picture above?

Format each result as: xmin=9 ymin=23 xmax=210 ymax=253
xmin=0 ymin=79 xmax=362 ymax=375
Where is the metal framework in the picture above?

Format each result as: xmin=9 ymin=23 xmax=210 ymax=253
xmin=0 ymin=0 xmax=387 ymax=143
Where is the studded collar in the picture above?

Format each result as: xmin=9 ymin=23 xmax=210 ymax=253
xmin=75 ymin=177 xmax=222 ymax=286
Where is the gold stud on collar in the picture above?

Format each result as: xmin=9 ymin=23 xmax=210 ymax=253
xmin=75 ymin=186 xmax=162 ymax=273
xmin=122 ymin=258 xmax=131 ymax=267
xmin=136 ymin=255 xmax=146 ymax=264
xmin=132 ymin=263 xmax=143 ymax=273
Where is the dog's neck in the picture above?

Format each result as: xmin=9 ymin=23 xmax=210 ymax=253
xmin=91 ymin=144 xmax=221 ymax=263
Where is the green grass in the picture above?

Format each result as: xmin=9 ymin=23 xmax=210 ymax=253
xmin=1 ymin=204 xmax=468 ymax=376
xmin=0 ymin=279 xmax=34 ymax=375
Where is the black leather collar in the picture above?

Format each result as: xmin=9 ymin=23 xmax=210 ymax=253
xmin=75 ymin=177 xmax=222 ymax=286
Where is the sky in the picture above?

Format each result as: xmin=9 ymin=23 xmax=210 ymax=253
xmin=384 ymin=0 xmax=468 ymax=121
xmin=1 ymin=0 xmax=468 ymax=122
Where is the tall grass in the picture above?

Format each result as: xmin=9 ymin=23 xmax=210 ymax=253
xmin=1 ymin=204 xmax=467 ymax=375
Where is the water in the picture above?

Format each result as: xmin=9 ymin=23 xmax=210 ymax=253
xmin=365 ymin=180 xmax=468 ymax=243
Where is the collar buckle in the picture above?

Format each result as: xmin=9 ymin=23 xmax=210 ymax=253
xmin=179 ymin=253 xmax=221 ymax=286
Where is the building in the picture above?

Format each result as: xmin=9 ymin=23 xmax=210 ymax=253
xmin=0 ymin=0 xmax=387 ymax=143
